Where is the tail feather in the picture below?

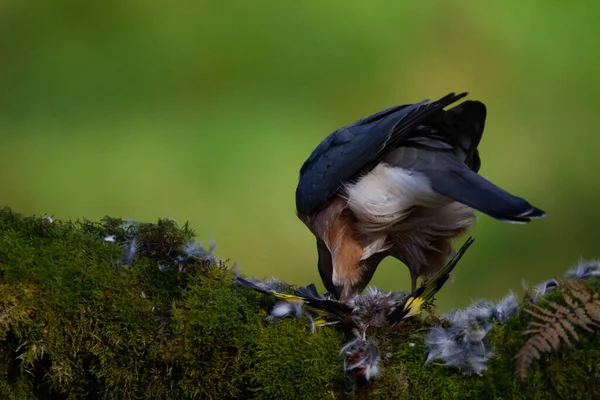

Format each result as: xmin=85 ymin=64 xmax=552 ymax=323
xmin=425 ymin=99 xmax=487 ymax=172
xmin=428 ymin=166 xmax=546 ymax=223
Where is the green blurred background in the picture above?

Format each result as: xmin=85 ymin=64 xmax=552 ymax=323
xmin=1 ymin=1 xmax=599 ymax=311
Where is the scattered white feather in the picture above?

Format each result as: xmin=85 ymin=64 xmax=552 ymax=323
xmin=532 ymin=278 xmax=559 ymax=302
xmin=463 ymin=301 xmax=495 ymax=325
xmin=104 ymin=235 xmax=116 ymax=242
xmin=424 ymin=322 xmax=493 ymax=376
xmin=565 ymin=259 xmax=600 ymax=280
xmin=181 ymin=239 xmax=219 ymax=263
xmin=425 ymin=292 xmax=518 ymax=376
xmin=340 ymin=331 xmax=382 ymax=381
xmin=267 ymin=302 xmax=302 ymax=320
xmin=494 ymin=291 xmax=518 ymax=323
xmin=267 ymin=301 xmax=316 ymax=332
xmin=121 ymin=238 xmax=140 ymax=266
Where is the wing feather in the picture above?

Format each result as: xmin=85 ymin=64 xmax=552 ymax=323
xmin=296 ymin=92 xmax=468 ymax=215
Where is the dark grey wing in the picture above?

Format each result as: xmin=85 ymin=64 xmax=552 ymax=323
xmin=296 ymin=92 xmax=468 ymax=215
xmin=387 ymin=99 xmax=545 ymax=222
xmin=385 ymin=145 xmax=545 ymax=223
xmin=405 ymin=100 xmax=486 ymax=172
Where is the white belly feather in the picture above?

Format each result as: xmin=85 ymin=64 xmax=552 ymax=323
xmin=343 ymin=163 xmax=476 ymax=260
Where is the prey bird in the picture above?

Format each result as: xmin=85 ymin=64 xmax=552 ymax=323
xmin=235 ymin=237 xmax=475 ymax=329
xmin=295 ymin=92 xmax=545 ymax=301
xmin=235 ymin=238 xmax=475 ymax=383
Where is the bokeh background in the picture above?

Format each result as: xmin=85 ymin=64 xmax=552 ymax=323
xmin=1 ymin=1 xmax=599 ymax=311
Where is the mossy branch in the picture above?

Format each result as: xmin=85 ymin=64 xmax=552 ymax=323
xmin=0 ymin=207 xmax=598 ymax=400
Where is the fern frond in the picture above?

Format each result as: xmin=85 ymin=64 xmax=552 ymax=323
xmin=544 ymin=325 xmax=561 ymax=350
xmin=524 ymin=306 xmax=555 ymax=323
xmin=529 ymin=303 xmax=558 ymax=318
xmin=515 ymin=279 xmax=600 ymax=381
xmin=551 ymin=321 xmax=572 ymax=347
xmin=521 ymin=329 xmax=541 ymax=335
xmin=558 ymin=319 xmax=579 ymax=341
xmin=530 ymin=335 xmax=552 ymax=352
xmin=585 ymin=301 xmax=600 ymax=322
xmin=565 ymin=280 xmax=596 ymax=304
xmin=561 ymin=289 xmax=597 ymax=329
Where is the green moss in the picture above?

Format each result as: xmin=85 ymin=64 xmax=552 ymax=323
xmin=249 ymin=319 xmax=345 ymax=400
xmin=0 ymin=206 xmax=599 ymax=399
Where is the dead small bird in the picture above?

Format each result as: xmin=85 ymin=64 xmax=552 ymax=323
xmin=295 ymin=92 xmax=545 ymax=301
xmin=235 ymin=238 xmax=475 ymax=382
xmin=235 ymin=237 xmax=474 ymax=330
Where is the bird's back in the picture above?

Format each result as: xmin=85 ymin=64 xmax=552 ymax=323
xmin=295 ymin=93 xmax=469 ymax=217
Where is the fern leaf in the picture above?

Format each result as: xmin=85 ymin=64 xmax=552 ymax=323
xmin=560 ymin=289 xmax=596 ymax=330
xmin=522 ymin=329 xmax=542 ymax=335
xmin=553 ymin=300 xmax=595 ymax=333
xmin=585 ymin=301 xmax=600 ymax=322
xmin=573 ymin=307 xmax=596 ymax=330
xmin=515 ymin=278 xmax=600 ymax=381
xmin=529 ymin=303 xmax=558 ymax=319
xmin=547 ymin=300 xmax=571 ymax=316
xmin=530 ymin=335 xmax=552 ymax=352
xmin=552 ymin=321 xmax=573 ymax=347
xmin=558 ymin=315 xmax=580 ymax=341
xmin=515 ymin=341 xmax=540 ymax=382
xmin=545 ymin=324 xmax=561 ymax=350
xmin=565 ymin=280 xmax=593 ymax=303
xmin=561 ymin=289 xmax=579 ymax=311
xmin=524 ymin=307 xmax=555 ymax=323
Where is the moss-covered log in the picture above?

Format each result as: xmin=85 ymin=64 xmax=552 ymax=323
xmin=0 ymin=207 xmax=598 ymax=399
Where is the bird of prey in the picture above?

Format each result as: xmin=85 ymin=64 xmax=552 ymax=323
xmin=295 ymin=92 xmax=545 ymax=301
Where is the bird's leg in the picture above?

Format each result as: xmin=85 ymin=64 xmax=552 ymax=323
xmin=387 ymin=247 xmax=421 ymax=293
xmin=410 ymin=274 xmax=418 ymax=292
xmin=411 ymin=237 xmax=456 ymax=292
